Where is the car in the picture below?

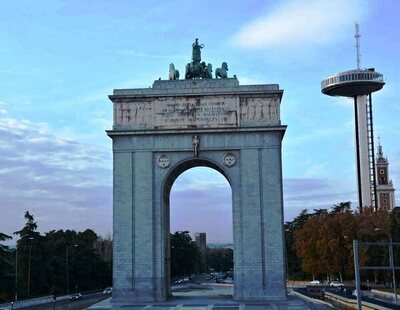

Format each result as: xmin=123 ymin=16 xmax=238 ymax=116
xmin=330 ymin=281 xmax=344 ymax=287
xmin=309 ymin=280 xmax=320 ymax=285
xmin=69 ymin=293 xmax=82 ymax=301
xmin=103 ymin=287 xmax=113 ymax=295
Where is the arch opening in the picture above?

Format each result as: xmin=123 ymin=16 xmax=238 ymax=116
xmin=162 ymin=159 xmax=233 ymax=299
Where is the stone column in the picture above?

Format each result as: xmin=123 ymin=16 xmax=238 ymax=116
xmin=233 ymin=140 xmax=286 ymax=301
xmin=112 ymin=152 xmax=134 ymax=302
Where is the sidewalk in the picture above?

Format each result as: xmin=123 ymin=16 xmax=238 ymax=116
xmin=88 ymin=284 xmax=306 ymax=309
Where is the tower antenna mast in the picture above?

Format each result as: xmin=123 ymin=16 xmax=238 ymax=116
xmin=355 ymin=23 xmax=361 ymax=69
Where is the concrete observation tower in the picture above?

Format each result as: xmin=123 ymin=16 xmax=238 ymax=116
xmin=321 ymin=24 xmax=385 ymax=210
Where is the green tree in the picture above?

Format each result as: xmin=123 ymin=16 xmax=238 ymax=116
xmin=170 ymin=231 xmax=200 ymax=278
xmin=13 ymin=211 xmax=45 ymax=298
xmin=8 ymin=212 xmax=112 ymax=300
xmin=0 ymin=232 xmax=13 ymax=302
xmin=331 ymin=201 xmax=351 ymax=214
xmin=206 ymin=248 xmax=233 ymax=272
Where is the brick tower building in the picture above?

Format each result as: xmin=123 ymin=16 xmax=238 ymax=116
xmin=375 ymin=140 xmax=396 ymax=210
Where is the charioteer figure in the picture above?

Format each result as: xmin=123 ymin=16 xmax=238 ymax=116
xmin=192 ymin=38 xmax=203 ymax=63
xmin=185 ymin=38 xmax=212 ymax=79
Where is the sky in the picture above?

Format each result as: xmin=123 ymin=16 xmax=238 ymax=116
xmin=1 ymin=0 xmax=399 ymax=243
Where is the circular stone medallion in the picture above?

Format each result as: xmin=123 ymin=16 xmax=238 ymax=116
xmin=156 ymin=154 xmax=171 ymax=168
xmin=223 ymin=153 xmax=236 ymax=167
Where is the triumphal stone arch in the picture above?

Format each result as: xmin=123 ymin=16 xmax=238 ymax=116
xmin=108 ymin=76 xmax=287 ymax=302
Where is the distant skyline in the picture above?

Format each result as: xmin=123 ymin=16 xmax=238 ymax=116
xmin=1 ymin=0 xmax=399 ymax=243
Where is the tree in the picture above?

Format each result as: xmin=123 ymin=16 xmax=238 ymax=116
xmin=285 ymin=209 xmax=313 ymax=279
xmin=13 ymin=211 xmax=44 ymax=298
xmin=6 ymin=212 xmax=113 ymax=300
xmin=0 ymin=232 xmax=13 ymax=302
xmin=206 ymin=248 xmax=233 ymax=272
xmin=170 ymin=231 xmax=200 ymax=278
xmin=294 ymin=203 xmax=356 ymax=282
xmin=331 ymin=201 xmax=351 ymax=214
xmin=355 ymin=207 xmax=391 ymax=283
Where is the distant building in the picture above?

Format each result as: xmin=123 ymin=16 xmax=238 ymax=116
xmin=194 ymin=232 xmax=207 ymax=253
xmin=375 ymin=141 xmax=396 ymax=210
xmin=194 ymin=232 xmax=207 ymax=272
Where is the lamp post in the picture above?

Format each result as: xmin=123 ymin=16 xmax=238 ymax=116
xmin=27 ymin=245 xmax=32 ymax=297
xmin=66 ymin=244 xmax=78 ymax=294
xmin=389 ymin=234 xmax=398 ymax=304
xmin=14 ymin=247 xmax=18 ymax=302
xmin=26 ymin=237 xmax=34 ymax=298
xmin=353 ymin=240 xmax=362 ymax=310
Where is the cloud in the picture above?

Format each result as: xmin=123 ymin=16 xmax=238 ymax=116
xmin=230 ymin=0 xmax=368 ymax=49
xmin=170 ymin=171 xmax=356 ymax=241
xmin=0 ymin=69 xmax=40 ymax=76
xmin=0 ymin=111 xmax=112 ymax=239
xmin=109 ymin=49 xmax=186 ymax=60
xmin=283 ymin=176 xmax=356 ymax=220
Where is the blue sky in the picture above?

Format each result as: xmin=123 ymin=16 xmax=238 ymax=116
xmin=1 ymin=0 xmax=399 ymax=243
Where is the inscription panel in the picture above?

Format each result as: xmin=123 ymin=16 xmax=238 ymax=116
xmin=154 ymin=96 xmax=239 ymax=128
xmin=113 ymin=95 xmax=280 ymax=129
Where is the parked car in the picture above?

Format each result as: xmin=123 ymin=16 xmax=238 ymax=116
xmin=103 ymin=287 xmax=113 ymax=295
xmin=330 ymin=281 xmax=344 ymax=287
xmin=69 ymin=293 xmax=82 ymax=301
xmin=309 ymin=280 xmax=320 ymax=285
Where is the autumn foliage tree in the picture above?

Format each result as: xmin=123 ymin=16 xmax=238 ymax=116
xmin=293 ymin=203 xmax=393 ymax=282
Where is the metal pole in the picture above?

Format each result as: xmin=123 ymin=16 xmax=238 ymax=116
xmin=15 ymin=248 xmax=18 ymax=302
xmin=27 ymin=246 xmax=32 ymax=297
xmin=389 ymin=235 xmax=398 ymax=304
xmin=66 ymin=247 xmax=69 ymax=294
xmin=353 ymin=240 xmax=362 ymax=310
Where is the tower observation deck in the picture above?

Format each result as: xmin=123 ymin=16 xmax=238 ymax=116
xmin=321 ymin=69 xmax=384 ymax=97
xmin=321 ymin=67 xmax=385 ymax=210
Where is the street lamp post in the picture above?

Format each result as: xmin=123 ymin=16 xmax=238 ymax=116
xmin=66 ymin=244 xmax=78 ymax=294
xmin=27 ymin=245 xmax=32 ymax=297
xmin=353 ymin=240 xmax=362 ymax=310
xmin=389 ymin=234 xmax=398 ymax=304
xmin=14 ymin=248 xmax=18 ymax=302
xmin=26 ymin=237 xmax=34 ymax=298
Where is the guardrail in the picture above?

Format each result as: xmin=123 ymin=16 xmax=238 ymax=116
xmin=0 ymin=292 xmax=103 ymax=310
xmin=371 ymin=289 xmax=400 ymax=303
xmin=324 ymin=291 xmax=394 ymax=310
xmin=0 ymin=295 xmax=54 ymax=309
